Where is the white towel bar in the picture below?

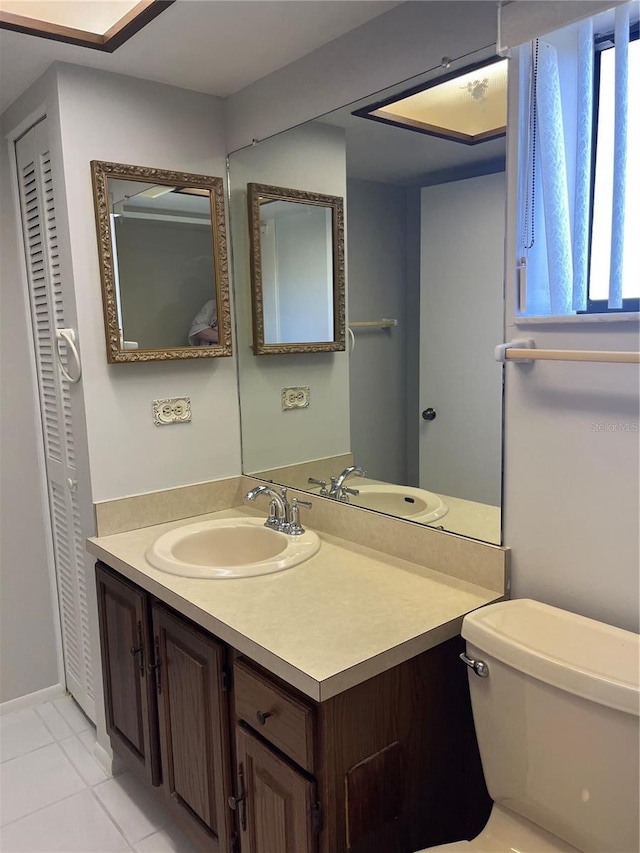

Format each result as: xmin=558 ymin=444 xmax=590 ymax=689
xmin=349 ymin=318 xmax=397 ymax=329
xmin=495 ymin=339 xmax=640 ymax=364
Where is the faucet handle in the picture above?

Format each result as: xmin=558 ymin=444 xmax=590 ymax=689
xmin=289 ymin=497 xmax=312 ymax=535
xmin=265 ymin=499 xmax=280 ymax=529
xmin=307 ymin=477 xmax=329 ymax=496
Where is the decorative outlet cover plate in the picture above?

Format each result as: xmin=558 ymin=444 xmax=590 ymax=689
xmin=282 ymin=386 xmax=310 ymax=410
xmin=153 ymin=397 xmax=192 ymax=425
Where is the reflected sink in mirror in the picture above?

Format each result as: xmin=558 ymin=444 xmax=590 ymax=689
xmin=307 ymin=482 xmax=448 ymax=523
xmin=146 ymin=517 xmax=320 ymax=579
xmin=348 ymin=484 xmax=447 ymax=523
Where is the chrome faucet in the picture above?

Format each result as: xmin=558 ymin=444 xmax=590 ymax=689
xmin=328 ymin=465 xmax=366 ymax=502
xmin=244 ymin=485 xmax=311 ymax=534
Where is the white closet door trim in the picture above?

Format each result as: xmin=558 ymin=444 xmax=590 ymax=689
xmin=15 ymin=118 xmax=95 ymax=721
xmin=4 ymin=116 xmax=66 ymax=693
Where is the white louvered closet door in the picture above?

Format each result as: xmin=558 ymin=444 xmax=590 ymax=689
xmin=15 ymin=119 xmax=95 ymax=721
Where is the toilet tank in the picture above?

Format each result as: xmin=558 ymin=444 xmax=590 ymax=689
xmin=462 ymin=600 xmax=639 ymax=853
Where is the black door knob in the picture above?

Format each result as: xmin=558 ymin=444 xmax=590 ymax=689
xmin=422 ymin=408 xmax=437 ymax=421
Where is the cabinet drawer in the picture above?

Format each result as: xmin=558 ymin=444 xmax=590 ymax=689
xmin=233 ymin=659 xmax=315 ymax=772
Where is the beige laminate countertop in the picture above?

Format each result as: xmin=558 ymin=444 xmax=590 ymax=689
xmin=87 ymin=506 xmax=503 ymax=701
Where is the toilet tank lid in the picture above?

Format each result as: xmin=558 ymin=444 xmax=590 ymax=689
xmin=462 ymin=600 xmax=640 ymax=716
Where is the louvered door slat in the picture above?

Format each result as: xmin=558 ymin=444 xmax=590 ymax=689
xmin=15 ymin=119 xmax=95 ymax=721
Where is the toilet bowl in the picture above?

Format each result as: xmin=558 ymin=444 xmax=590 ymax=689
xmin=416 ymin=599 xmax=640 ymax=853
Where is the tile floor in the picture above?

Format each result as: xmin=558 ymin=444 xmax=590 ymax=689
xmin=0 ymin=696 xmax=198 ymax=852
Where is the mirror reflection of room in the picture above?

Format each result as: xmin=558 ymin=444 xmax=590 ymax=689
xmin=246 ymin=180 xmax=345 ymax=355
xmin=230 ymin=47 xmax=507 ymax=544
xmin=107 ymin=178 xmax=217 ymax=350
xmin=258 ymin=197 xmax=334 ymax=345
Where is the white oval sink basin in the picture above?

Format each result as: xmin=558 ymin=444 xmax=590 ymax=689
xmin=146 ymin=517 xmax=320 ymax=579
xmin=350 ymin=484 xmax=448 ymax=523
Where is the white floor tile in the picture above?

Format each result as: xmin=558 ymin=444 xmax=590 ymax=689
xmin=59 ymin=735 xmax=110 ymax=786
xmin=0 ymin=708 xmax=55 ymax=763
xmin=94 ymin=773 xmax=169 ymax=844
xmin=0 ymin=743 xmax=85 ymax=826
xmin=135 ymin=824 xmax=200 ymax=853
xmin=76 ymin=727 xmax=98 ymax=753
xmin=35 ymin=702 xmax=73 ymax=741
xmin=0 ymin=789 xmax=132 ymax=852
xmin=52 ymin=695 xmax=91 ymax=734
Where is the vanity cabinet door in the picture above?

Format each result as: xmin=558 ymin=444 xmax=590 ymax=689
xmin=96 ymin=564 xmax=161 ymax=786
xmin=235 ymin=725 xmax=317 ymax=853
xmin=152 ymin=604 xmax=233 ymax=852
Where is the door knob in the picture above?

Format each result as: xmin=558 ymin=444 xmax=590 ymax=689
xmin=422 ymin=408 xmax=437 ymax=421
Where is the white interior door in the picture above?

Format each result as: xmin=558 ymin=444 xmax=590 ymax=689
xmin=15 ymin=118 xmax=95 ymax=721
xmin=419 ymin=173 xmax=505 ymax=507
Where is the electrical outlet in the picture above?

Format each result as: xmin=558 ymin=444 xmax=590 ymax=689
xmin=282 ymin=386 xmax=310 ymax=410
xmin=153 ymin=397 xmax=192 ymax=426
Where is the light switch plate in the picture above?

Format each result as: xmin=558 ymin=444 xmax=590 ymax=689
xmin=282 ymin=386 xmax=310 ymax=410
xmin=153 ymin=397 xmax=191 ymax=425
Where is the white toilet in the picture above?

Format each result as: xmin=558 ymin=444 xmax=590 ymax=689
xmin=419 ymin=598 xmax=640 ymax=853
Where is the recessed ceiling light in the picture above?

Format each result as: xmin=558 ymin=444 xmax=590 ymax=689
xmin=0 ymin=0 xmax=174 ymax=52
xmin=354 ymin=57 xmax=508 ymax=145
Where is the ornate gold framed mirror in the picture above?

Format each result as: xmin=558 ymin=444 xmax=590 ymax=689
xmin=247 ymin=183 xmax=345 ymax=355
xmin=91 ymin=161 xmax=232 ymax=363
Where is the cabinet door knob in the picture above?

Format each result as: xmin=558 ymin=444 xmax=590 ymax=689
xmin=422 ymin=408 xmax=437 ymax=421
xmin=256 ymin=710 xmax=272 ymax=726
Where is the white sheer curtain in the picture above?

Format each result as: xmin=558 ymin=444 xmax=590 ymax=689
xmin=517 ymin=2 xmax=634 ymax=316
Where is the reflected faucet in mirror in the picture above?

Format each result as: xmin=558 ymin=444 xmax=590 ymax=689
xmin=330 ymin=465 xmax=367 ymax=502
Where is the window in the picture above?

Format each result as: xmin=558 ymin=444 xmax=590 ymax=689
xmin=516 ymin=3 xmax=638 ymax=318
xmin=586 ymin=28 xmax=639 ymax=312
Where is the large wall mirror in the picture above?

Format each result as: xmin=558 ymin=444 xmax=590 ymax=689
xmin=248 ymin=183 xmax=345 ymax=354
xmin=228 ymin=44 xmax=506 ymax=545
xmin=91 ymin=161 xmax=232 ymax=362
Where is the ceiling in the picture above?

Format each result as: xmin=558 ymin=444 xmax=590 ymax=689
xmin=0 ymin=0 xmax=401 ymax=115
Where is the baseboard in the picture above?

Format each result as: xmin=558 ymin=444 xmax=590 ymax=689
xmin=0 ymin=682 xmax=66 ymax=716
xmin=93 ymin=739 xmax=117 ymax=776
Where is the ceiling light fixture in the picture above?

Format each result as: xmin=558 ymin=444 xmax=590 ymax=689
xmin=0 ymin=0 xmax=174 ymax=52
xmin=353 ymin=56 xmax=508 ymax=145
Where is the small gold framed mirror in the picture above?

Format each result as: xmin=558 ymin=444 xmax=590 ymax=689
xmin=247 ymin=183 xmax=345 ymax=355
xmin=91 ymin=161 xmax=232 ymax=363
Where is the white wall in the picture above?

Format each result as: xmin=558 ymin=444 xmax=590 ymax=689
xmin=346 ymin=178 xmax=407 ymax=485
xmin=54 ymin=64 xmax=242 ymax=501
xmin=503 ymin=52 xmax=640 ymax=632
xmin=0 ymin=70 xmax=63 ymax=702
xmin=229 ymin=121 xmax=350 ymax=473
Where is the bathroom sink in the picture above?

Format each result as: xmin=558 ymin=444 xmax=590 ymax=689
xmin=348 ymin=484 xmax=448 ymax=523
xmin=146 ymin=517 xmax=320 ymax=579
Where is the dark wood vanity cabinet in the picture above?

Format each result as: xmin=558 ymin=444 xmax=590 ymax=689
xmin=96 ymin=565 xmax=160 ymax=787
xmin=96 ymin=564 xmax=233 ymax=852
xmin=96 ymin=562 xmax=490 ymax=853
xmin=152 ymin=604 xmax=233 ymax=851
xmin=231 ymin=648 xmax=490 ymax=853
xmin=235 ymin=725 xmax=317 ymax=853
